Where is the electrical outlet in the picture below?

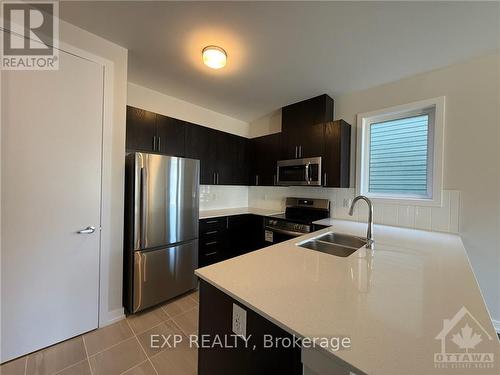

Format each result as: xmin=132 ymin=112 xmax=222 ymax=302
xmin=232 ymin=303 xmax=247 ymax=337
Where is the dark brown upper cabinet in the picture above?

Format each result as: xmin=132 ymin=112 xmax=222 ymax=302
xmin=216 ymin=133 xmax=249 ymax=186
xmin=156 ymin=114 xmax=185 ymax=156
xmin=281 ymin=94 xmax=334 ymax=159
xmin=323 ymin=120 xmax=351 ymax=188
xmin=250 ymin=133 xmax=282 ymax=186
xmin=184 ymin=122 xmax=249 ymax=186
xmin=126 ymin=106 xmax=185 ymax=157
xmin=125 ymin=106 xmax=157 ymax=152
xmin=184 ymin=122 xmax=218 ymax=185
xmin=126 ymin=99 xmax=351 ymax=188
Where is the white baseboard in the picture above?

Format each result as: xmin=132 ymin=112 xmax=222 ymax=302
xmin=492 ymin=319 xmax=500 ymax=334
xmin=99 ymin=307 xmax=125 ymax=328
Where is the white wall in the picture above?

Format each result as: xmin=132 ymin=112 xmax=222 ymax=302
xmin=248 ymin=110 xmax=281 ymax=138
xmin=249 ymin=52 xmax=500 ymax=324
xmin=59 ymin=20 xmax=128 ymax=326
xmin=128 ymin=82 xmax=250 ymax=137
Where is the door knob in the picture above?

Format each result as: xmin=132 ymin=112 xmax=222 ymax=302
xmin=77 ymin=226 xmax=96 ymax=234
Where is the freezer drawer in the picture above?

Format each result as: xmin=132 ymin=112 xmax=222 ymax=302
xmin=133 ymin=240 xmax=198 ymax=313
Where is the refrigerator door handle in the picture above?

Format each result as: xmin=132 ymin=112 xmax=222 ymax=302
xmin=140 ymin=167 xmax=147 ymax=249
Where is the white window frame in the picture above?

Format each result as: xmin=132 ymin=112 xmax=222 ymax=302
xmin=356 ymin=97 xmax=445 ymax=207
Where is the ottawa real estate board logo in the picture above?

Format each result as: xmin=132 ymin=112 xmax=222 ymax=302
xmin=434 ymin=306 xmax=495 ymax=370
xmin=1 ymin=1 xmax=59 ymax=70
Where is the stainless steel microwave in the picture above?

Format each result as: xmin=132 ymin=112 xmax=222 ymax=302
xmin=277 ymin=157 xmax=322 ymax=186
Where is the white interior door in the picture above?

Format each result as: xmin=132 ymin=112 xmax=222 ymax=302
xmin=1 ymin=48 xmax=104 ymax=362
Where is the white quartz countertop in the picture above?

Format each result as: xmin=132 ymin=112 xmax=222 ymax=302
xmin=195 ymin=219 xmax=499 ymax=375
xmin=199 ymin=207 xmax=283 ymax=219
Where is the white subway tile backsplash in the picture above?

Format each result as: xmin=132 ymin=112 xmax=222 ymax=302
xmin=373 ymin=203 xmax=384 ymax=224
xmin=248 ymin=186 xmax=286 ymax=211
xmin=397 ymin=206 xmax=416 ymax=228
xmin=354 ymin=201 xmax=369 ymax=222
xmin=335 ymin=188 xmax=355 ymax=220
xmin=415 ymin=206 xmax=432 ymax=230
xmin=199 ymin=185 xmax=249 ymax=210
xmin=431 ymin=190 xmax=451 ymax=232
xmin=245 ymin=187 xmax=460 ymax=234
xmin=382 ymin=205 xmax=399 ymax=226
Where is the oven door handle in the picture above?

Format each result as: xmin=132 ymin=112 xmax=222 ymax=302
xmin=265 ymin=227 xmax=307 ymax=237
xmin=305 ymin=162 xmax=311 ymax=184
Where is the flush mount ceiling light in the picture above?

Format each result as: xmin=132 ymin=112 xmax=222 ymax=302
xmin=202 ymin=45 xmax=227 ymax=69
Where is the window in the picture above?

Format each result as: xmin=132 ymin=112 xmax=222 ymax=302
xmin=356 ymin=97 xmax=445 ymax=206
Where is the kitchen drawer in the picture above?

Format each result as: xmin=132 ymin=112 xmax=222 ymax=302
xmin=199 ymin=239 xmax=224 ymax=267
xmin=200 ymin=217 xmax=228 ymax=234
xmin=199 ymin=237 xmax=225 ymax=252
xmin=200 ymin=228 xmax=226 ymax=240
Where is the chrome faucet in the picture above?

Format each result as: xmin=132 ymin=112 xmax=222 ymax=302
xmin=349 ymin=195 xmax=374 ymax=248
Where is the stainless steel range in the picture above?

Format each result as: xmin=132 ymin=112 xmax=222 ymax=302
xmin=264 ymin=197 xmax=330 ymax=244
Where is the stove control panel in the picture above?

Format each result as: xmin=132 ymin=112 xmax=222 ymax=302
xmin=264 ymin=218 xmax=311 ymax=234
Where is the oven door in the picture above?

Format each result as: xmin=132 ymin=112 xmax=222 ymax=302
xmin=277 ymin=157 xmax=321 ymax=186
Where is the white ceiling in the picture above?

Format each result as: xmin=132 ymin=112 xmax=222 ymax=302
xmin=60 ymin=1 xmax=500 ymax=122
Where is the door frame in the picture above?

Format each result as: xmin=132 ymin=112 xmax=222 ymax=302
xmin=0 ymin=31 xmax=118 ymax=329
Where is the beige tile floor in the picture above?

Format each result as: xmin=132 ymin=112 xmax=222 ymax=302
xmin=1 ymin=290 xmax=199 ymax=375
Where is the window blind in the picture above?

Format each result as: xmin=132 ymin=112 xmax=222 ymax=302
xmin=369 ymin=114 xmax=429 ymax=196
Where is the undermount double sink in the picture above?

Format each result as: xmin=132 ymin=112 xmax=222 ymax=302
xmin=298 ymin=232 xmax=368 ymax=257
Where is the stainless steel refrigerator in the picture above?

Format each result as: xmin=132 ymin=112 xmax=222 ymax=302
xmin=124 ymin=152 xmax=199 ymax=313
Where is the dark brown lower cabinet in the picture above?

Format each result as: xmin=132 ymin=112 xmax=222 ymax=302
xmin=226 ymin=214 xmax=265 ymax=256
xmin=198 ymin=280 xmax=303 ymax=375
xmin=199 ymin=217 xmax=228 ymax=267
xmin=199 ymin=215 xmax=265 ymax=267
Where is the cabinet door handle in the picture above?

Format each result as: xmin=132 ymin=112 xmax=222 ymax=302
xmin=273 ymin=174 xmax=277 ymax=186
xmin=205 ymin=241 xmax=218 ymax=246
xmin=153 ymin=135 xmax=157 ymax=151
xmin=205 ymin=220 xmax=218 ymax=224
xmin=295 ymin=146 xmax=298 ymax=158
xmin=216 ymin=173 xmax=219 ymax=185
xmin=205 ymin=230 xmax=218 ymax=235
xmin=157 ymin=136 xmax=161 ymax=151
xmin=323 ymin=172 xmax=327 ymax=187
xmin=205 ymin=251 xmax=218 ymax=257
xmin=299 ymin=145 xmax=302 ymax=158
xmin=256 ymin=175 xmax=259 ymax=186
